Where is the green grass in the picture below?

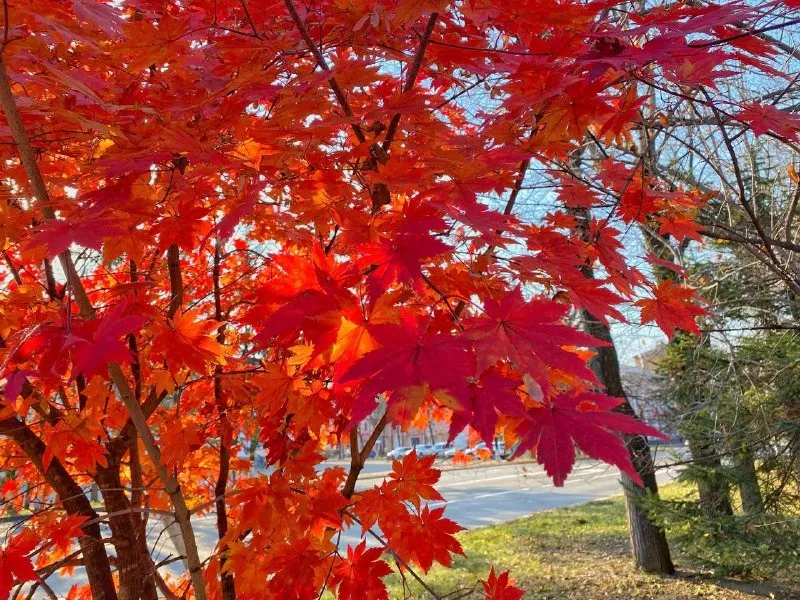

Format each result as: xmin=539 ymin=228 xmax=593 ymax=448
xmin=383 ymin=484 xmax=799 ymax=599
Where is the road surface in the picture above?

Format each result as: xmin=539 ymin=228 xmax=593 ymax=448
xmin=15 ymin=452 xmax=681 ymax=597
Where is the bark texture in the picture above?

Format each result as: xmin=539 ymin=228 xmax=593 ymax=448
xmin=95 ymin=460 xmax=159 ymax=600
xmin=686 ymin=436 xmax=734 ymax=517
xmin=0 ymin=417 xmax=119 ymax=600
xmin=582 ymin=311 xmax=675 ymax=574
xmin=737 ymin=451 xmax=765 ymax=515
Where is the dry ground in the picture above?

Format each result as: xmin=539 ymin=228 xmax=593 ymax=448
xmin=385 ymin=484 xmax=800 ymax=599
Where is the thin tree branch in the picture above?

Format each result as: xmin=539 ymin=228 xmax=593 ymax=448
xmin=381 ymin=12 xmax=439 ymax=152
xmin=167 ymin=243 xmax=184 ymax=319
xmin=702 ymin=87 xmax=784 ymax=271
xmin=212 ymin=242 xmax=236 ymax=600
xmin=453 ymin=157 xmax=531 ymax=319
xmin=283 ymin=0 xmax=367 ymax=144
xmin=342 ymin=413 xmax=387 ymax=499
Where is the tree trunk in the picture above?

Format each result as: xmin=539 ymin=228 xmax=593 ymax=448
xmin=163 ymin=515 xmax=189 ymax=569
xmin=568 ymin=195 xmax=674 ymax=573
xmin=583 ymin=312 xmax=675 ymax=574
xmin=686 ymin=437 xmax=733 ymax=517
xmin=736 ymin=450 xmax=764 ymax=514
xmin=0 ymin=417 xmax=119 ymax=600
xmin=96 ymin=463 xmax=159 ymax=600
xmin=427 ymin=410 xmax=436 ymax=445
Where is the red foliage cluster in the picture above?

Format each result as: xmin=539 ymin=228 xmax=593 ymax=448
xmin=0 ymin=1 xmax=796 ymax=598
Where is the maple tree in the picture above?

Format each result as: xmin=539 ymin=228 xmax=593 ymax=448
xmin=0 ymin=1 xmax=797 ymax=599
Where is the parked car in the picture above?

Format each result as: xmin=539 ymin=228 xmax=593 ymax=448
xmin=466 ymin=441 xmax=487 ymax=455
xmin=414 ymin=444 xmax=437 ymax=457
xmin=431 ymin=442 xmax=449 ymax=457
xmin=443 ymin=443 xmax=467 ymax=458
xmin=466 ymin=441 xmax=505 ymax=459
xmin=494 ymin=440 xmax=506 ymax=458
xmin=386 ymin=446 xmax=413 ymax=460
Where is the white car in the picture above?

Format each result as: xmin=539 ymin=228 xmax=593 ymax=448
xmin=466 ymin=441 xmax=506 ymax=459
xmin=386 ymin=446 xmax=413 ymax=460
xmin=414 ymin=444 xmax=436 ymax=457
xmin=431 ymin=442 xmax=449 ymax=457
xmin=443 ymin=444 xmax=467 ymax=458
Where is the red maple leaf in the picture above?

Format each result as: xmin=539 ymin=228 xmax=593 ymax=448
xmin=0 ymin=530 xmax=38 ymax=600
xmin=390 ymin=505 xmax=465 ymax=573
xmin=160 ymin=421 xmax=205 ymax=469
xmin=352 ymin=486 xmax=408 ymax=536
xmin=387 ymin=452 xmax=444 ymax=509
xmin=636 ymin=279 xmax=708 ymax=339
xmin=558 ymin=271 xmax=627 ymax=327
xmin=152 ymin=308 xmax=227 ymax=373
xmin=357 ymin=200 xmax=451 ymax=300
xmin=30 ymin=213 xmax=125 ymax=258
xmin=449 ymin=370 xmax=524 ymax=446
xmin=467 ymin=287 xmax=604 ymax=392
xmin=265 ymin=537 xmax=324 ymax=598
xmin=330 ymin=542 xmax=391 ymax=600
xmin=513 ymin=391 xmax=667 ymax=486
xmin=657 ymin=212 xmax=703 ymax=243
xmin=482 ymin=567 xmax=524 ymax=600
xmin=339 ymin=310 xmax=473 ymax=423
xmin=68 ymin=302 xmax=147 ymax=380
xmin=358 ymin=232 xmax=451 ymax=300
xmin=46 ymin=515 xmax=89 ymax=558
xmin=738 ymin=103 xmax=800 ymax=141
xmin=598 ymin=160 xmax=657 ymax=223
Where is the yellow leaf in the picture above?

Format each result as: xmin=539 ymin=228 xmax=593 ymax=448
xmin=287 ymin=343 xmax=315 ymax=367
xmin=331 ymin=317 xmax=375 ymax=363
xmin=152 ymin=369 xmax=175 ymax=395
xmin=93 ymin=138 xmax=115 ymax=158
xmin=232 ymin=138 xmax=262 ymax=169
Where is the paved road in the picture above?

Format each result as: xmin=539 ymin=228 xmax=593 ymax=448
xmin=18 ymin=452 xmax=681 ymax=597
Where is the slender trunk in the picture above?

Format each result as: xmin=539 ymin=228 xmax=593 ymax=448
xmin=248 ymin=435 xmax=258 ymax=462
xmin=0 ymin=417 xmax=118 ymax=600
xmin=736 ymin=450 xmax=764 ymax=514
xmin=108 ymin=365 xmax=208 ymax=600
xmin=569 ymin=196 xmax=674 ymax=573
xmin=95 ymin=463 xmax=159 ymax=600
xmin=128 ymin=432 xmax=157 ymax=597
xmin=686 ymin=436 xmax=733 ymax=516
xmin=583 ymin=312 xmax=676 ymax=574
xmin=213 ymin=244 xmax=237 ymax=600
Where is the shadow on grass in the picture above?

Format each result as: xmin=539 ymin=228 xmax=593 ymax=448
xmin=671 ymin=571 xmax=800 ymax=599
xmin=386 ymin=493 xmax=800 ymax=599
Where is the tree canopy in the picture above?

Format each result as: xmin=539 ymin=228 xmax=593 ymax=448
xmin=1 ymin=1 xmax=798 ymax=599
